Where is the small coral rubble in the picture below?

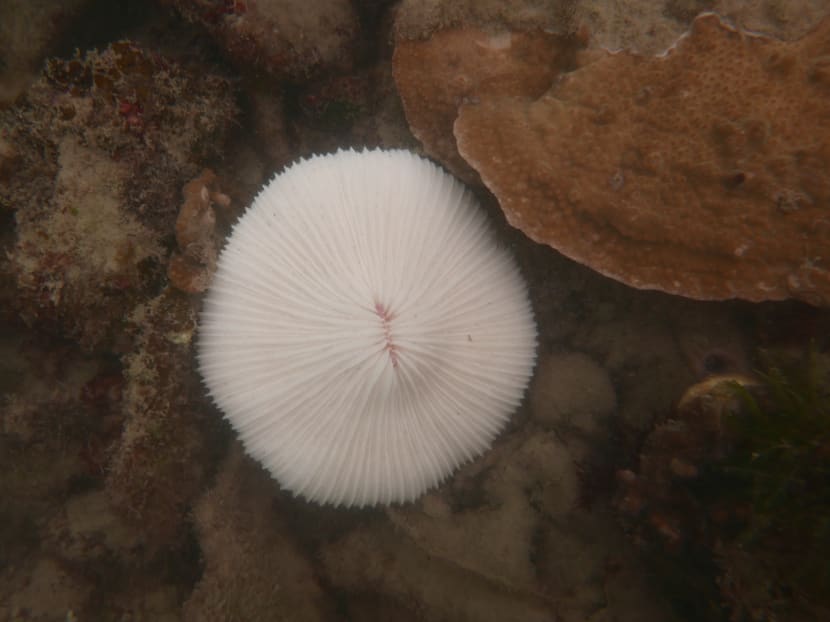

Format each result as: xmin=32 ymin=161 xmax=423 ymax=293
xmin=455 ymin=13 xmax=830 ymax=306
xmin=168 ymin=169 xmax=229 ymax=294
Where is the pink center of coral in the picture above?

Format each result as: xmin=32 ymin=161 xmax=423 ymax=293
xmin=374 ymin=301 xmax=399 ymax=369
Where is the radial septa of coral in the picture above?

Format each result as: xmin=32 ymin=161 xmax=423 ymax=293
xmin=198 ymin=148 xmax=537 ymax=507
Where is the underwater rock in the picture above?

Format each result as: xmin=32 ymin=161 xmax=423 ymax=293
xmin=325 ymin=433 xmax=680 ymax=622
xmin=1 ymin=41 xmax=236 ymax=349
xmin=673 ymin=310 xmax=752 ymax=380
xmin=571 ymin=0 xmax=829 ymax=55
xmin=455 ymin=13 xmax=830 ymax=305
xmin=617 ymin=348 xmax=830 ymax=620
xmin=0 ymin=320 xmax=198 ymax=619
xmin=183 ymin=445 xmax=332 ymax=622
xmin=0 ymin=331 xmax=125 ymax=572
xmin=616 ymin=372 xmax=759 ymax=542
xmin=317 ymin=429 xmax=576 ymax=619
xmin=105 ymin=288 xmax=217 ymax=551
xmin=45 ymin=489 xmax=142 ymax=564
xmin=290 ymin=67 xmax=411 ymax=156
xmin=8 ymin=134 xmax=165 ymax=350
xmin=568 ymin=302 xmax=695 ymax=435
xmin=530 ymin=351 xmax=616 ymax=438
xmin=393 ymin=0 xmax=576 ymax=40
xmin=247 ymin=84 xmax=294 ymax=170
xmin=379 ymin=428 xmax=683 ymax=622
xmin=2 ymin=556 xmax=93 ymax=620
xmin=712 ymin=0 xmax=830 ymax=41
xmin=321 ymin=521 xmax=555 ymax=622
xmin=536 ymin=510 xmax=681 ymax=622
xmin=387 ymin=431 xmax=578 ymax=593
xmin=0 ymin=0 xmax=91 ymax=105
xmin=162 ymin=0 xmax=360 ymax=80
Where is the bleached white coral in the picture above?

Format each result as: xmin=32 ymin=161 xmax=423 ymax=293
xmin=198 ymin=149 xmax=536 ymax=507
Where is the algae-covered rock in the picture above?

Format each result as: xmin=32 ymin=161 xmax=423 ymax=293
xmin=164 ymin=0 xmax=360 ymax=80
xmin=617 ymin=348 xmax=830 ymax=621
xmin=1 ymin=41 xmax=236 ymax=350
xmin=106 ymin=288 xmax=219 ymax=551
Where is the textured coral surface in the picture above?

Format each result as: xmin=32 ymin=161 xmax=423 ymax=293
xmin=456 ymin=13 xmax=830 ymax=305
xmin=393 ymin=27 xmax=580 ymax=181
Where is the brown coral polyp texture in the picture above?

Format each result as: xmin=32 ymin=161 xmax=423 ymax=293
xmin=455 ymin=13 xmax=830 ymax=306
xmin=393 ymin=27 xmax=578 ymax=181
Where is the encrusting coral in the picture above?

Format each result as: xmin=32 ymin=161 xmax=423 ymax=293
xmin=455 ymin=13 xmax=830 ymax=306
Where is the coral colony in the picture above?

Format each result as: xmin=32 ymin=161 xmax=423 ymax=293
xmin=198 ymin=149 xmax=537 ymax=507
xmin=396 ymin=13 xmax=830 ymax=305
xmin=4 ymin=1 xmax=829 ymax=618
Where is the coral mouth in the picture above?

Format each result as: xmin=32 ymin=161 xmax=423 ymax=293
xmin=374 ymin=300 xmax=399 ymax=369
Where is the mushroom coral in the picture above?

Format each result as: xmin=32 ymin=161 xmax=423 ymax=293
xmin=198 ymin=149 xmax=537 ymax=507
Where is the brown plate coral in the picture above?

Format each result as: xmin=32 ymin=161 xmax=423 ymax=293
xmin=393 ymin=26 xmax=580 ymax=182
xmin=455 ymin=13 xmax=830 ymax=306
